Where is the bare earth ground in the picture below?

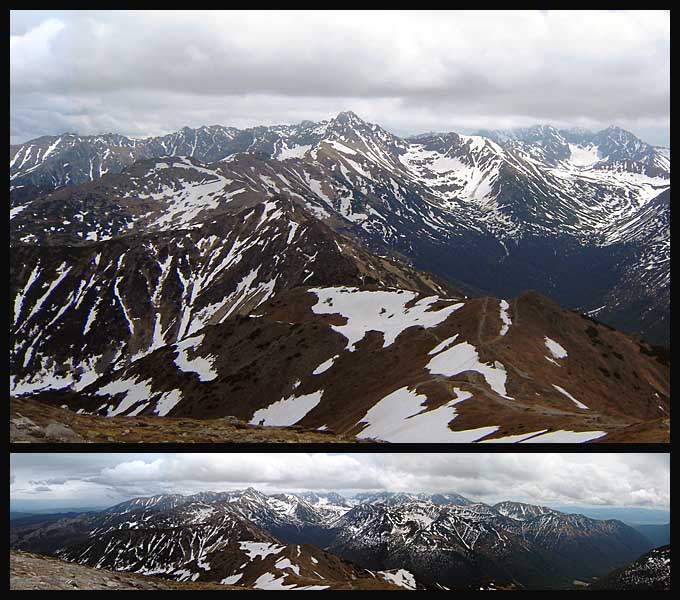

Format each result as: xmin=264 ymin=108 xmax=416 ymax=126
xmin=589 ymin=419 xmax=670 ymax=443
xmin=9 ymin=397 xmax=378 ymax=443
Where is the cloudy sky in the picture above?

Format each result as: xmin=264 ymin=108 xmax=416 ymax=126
xmin=10 ymin=453 xmax=670 ymax=515
xmin=10 ymin=10 xmax=670 ymax=145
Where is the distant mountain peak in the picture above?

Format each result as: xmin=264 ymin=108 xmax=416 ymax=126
xmin=334 ymin=110 xmax=363 ymax=123
xmin=601 ymin=124 xmax=628 ymax=133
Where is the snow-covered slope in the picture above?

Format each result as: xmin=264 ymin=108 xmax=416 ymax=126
xmin=31 ymin=285 xmax=669 ymax=443
xmin=10 ymin=113 xmax=670 ymax=344
xmin=10 ymin=494 xmax=414 ymax=590
xmin=11 ymin=196 xmax=449 ymax=396
xmin=329 ymin=496 xmax=650 ymax=588
xmin=9 ymin=113 xmax=670 ymax=441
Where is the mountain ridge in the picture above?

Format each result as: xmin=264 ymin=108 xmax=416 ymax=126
xmin=11 ymin=112 xmax=669 ymax=345
xmin=9 ymin=112 xmax=670 ymax=442
xmin=10 ymin=488 xmax=656 ymax=590
xmin=22 ymin=284 xmax=669 ymax=443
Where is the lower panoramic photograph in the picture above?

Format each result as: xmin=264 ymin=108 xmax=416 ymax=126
xmin=9 ymin=452 xmax=670 ymax=591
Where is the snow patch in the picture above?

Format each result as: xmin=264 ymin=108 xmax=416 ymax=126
xmin=357 ymin=386 xmax=498 ymax=443
xmin=478 ymin=429 xmax=549 ymax=443
xmin=520 ymin=429 xmax=606 ymax=443
xmin=499 ymin=300 xmax=511 ymax=335
xmin=250 ymin=391 xmax=323 ymax=426
xmin=310 ymin=287 xmax=463 ymax=352
xmin=174 ymin=334 xmax=217 ymax=382
xmin=10 ymin=205 xmax=27 ymax=220
xmin=544 ymin=336 xmax=568 ymax=359
xmin=312 ymin=355 xmax=338 ymax=375
xmin=380 ymin=569 xmax=417 ymax=590
xmin=153 ymin=389 xmax=183 ymax=416
xmin=552 ymin=384 xmax=589 ymax=409
xmin=252 ymin=572 xmax=329 ymax=591
xmin=567 ymin=143 xmax=600 ymax=167
xmin=275 ymin=558 xmax=301 ymax=576
xmin=13 ymin=263 xmax=41 ymax=324
xmin=239 ymin=542 xmax=285 ymax=560
xmin=95 ymin=376 xmax=155 ymax=416
xmin=428 ymin=334 xmax=459 ymax=355
xmin=426 ymin=341 xmax=512 ymax=399
xmin=277 ymin=143 xmax=312 ymax=160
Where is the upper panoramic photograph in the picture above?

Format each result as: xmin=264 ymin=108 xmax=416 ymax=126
xmin=9 ymin=10 xmax=670 ymax=444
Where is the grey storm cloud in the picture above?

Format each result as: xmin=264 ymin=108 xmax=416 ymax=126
xmin=9 ymin=453 xmax=671 ymax=511
xmin=10 ymin=10 xmax=670 ymax=145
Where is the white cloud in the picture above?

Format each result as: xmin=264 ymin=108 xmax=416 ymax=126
xmin=99 ymin=453 xmax=386 ymax=492
xmin=9 ymin=10 xmax=670 ymax=145
xmin=9 ymin=453 xmax=670 ymax=511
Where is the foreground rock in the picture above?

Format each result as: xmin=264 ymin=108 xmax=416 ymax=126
xmin=10 ymin=397 xmax=377 ymax=443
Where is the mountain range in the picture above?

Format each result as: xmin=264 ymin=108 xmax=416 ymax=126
xmin=9 ymin=489 xmax=663 ymax=590
xmin=10 ymin=113 xmax=670 ymax=342
xmin=9 ymin=113 xmax=670 ymax=442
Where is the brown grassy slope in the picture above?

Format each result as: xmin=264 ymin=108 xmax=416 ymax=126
xmin=10 ymin=397 xmax=378 ymax=443
xmin=16 ymin=290 xmax=669 ymax=444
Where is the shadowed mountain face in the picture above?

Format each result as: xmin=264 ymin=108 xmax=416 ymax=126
xmin=589 ymin=545 xmax=670 ymax=590
xmin=10 ymin=490 xmax=655 ymax=591
xmin=9 ymin=114 xmax=670 ymax=443
xmin=632 ymin=523 xmax=670 ymax=548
